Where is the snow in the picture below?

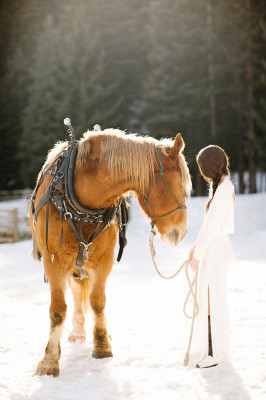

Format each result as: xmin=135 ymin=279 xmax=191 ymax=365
xmin=0 ymin=193 xmax=266 ymax=400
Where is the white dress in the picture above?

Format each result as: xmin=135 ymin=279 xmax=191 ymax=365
xmin=189 ymin=176 xmax=235 ymax=367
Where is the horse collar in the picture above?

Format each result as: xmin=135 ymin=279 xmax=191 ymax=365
xmin=29 ymin=140 xmax=128 ymax=280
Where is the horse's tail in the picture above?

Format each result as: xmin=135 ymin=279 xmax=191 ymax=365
xmin=81 ymin=277 xmax=91 ymax=314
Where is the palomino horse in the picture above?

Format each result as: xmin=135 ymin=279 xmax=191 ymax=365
xmin=29 ymin=128 xmax=191 ymax=377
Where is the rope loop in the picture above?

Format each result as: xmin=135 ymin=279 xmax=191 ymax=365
xmin=148 ymin=227 xmax=199 ymax=366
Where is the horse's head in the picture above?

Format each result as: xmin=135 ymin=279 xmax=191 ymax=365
xmin=138 ymin=134 xmax=191 ymax=246
xmin=75 ymin=129 xmax=191 ymax=246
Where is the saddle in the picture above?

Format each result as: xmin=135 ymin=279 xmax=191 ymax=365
xmin=29 ymin=121 xmax=128 ymax=280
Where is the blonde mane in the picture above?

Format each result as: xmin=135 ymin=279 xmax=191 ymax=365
xmin=78 ymin=129 xmax=191 ymax=195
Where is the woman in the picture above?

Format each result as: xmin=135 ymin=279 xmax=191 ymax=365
xmin=189 ymin=145 xmax=235 ymax=368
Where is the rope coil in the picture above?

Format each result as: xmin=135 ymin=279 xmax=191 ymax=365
xmin=148 ymin=228 xmax=199 ymax=366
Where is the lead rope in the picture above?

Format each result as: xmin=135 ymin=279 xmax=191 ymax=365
xmin=148 ymin=227 xmax=199 ymax=366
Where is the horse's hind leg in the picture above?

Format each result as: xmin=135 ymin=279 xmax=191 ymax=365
xmin=90 ymin=268 xmax=113 ymax=359
xmin=36 ymin=254 xmax=67 ymax=377
xmin=68 ymin=276 xmax=89 ymax=342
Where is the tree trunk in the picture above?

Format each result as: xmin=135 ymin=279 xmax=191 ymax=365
xmin=236 ymin=110 xmax=245 ymax=194
xmin=206 ymin=0 xmax=216 ymax=139
xmin=245 ymin=0 xmax=256 ymax=193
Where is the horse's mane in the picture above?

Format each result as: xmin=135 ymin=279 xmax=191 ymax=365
xmin=40 ymin=129 xmax=191 ymax=195
xmin=78 ymin=129 xmax=192 ymax=195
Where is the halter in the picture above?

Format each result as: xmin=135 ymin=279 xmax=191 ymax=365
xmin=143 ymin=146 xmax=187 ymax=228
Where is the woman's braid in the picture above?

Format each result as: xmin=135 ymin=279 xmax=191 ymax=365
xmin=207 ymin=175 xmax=220 ymax=210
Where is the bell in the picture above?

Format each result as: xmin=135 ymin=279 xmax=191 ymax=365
xmin=93 ymin=124 xmax=101 ymax=132
xmin=64 ymin=118 xmax=71 ymax=126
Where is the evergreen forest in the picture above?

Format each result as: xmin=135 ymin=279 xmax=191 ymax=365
xmin=1 ymin=0 xmax=266 ymax=195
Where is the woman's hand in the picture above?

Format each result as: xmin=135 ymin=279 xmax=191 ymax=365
xmin=190 ymin=256 xmax=200 ymax=272
xmin=189 ymin=245 xmax=196 ymax=260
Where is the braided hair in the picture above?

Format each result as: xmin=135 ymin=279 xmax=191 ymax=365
xmin=196 ymin=145 xmax=230 ymax=211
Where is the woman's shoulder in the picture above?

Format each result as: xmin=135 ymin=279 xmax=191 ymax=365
xmin=207 ymin=176 xmax=234 ymax=212
xmin=212 ymin=176 xmax=234 ymax=203
xmin=218 ymin=176 xmax=234 ymax=193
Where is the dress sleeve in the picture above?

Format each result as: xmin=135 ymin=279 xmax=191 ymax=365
xmin=194 ymin=183 xmax=234 ymax=260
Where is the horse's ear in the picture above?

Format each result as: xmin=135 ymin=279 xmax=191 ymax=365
xmin=170 ymin=133 xmax=184 ymax=159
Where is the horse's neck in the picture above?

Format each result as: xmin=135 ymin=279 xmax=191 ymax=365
xmin=73 ymin=162 xmax=142 ymax=209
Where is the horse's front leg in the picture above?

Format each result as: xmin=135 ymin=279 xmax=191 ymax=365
xmin=90 ymin=265 xmax=113 ymax=359
xmin=68 ymin=275 xmax=89 ymax=342
xmin=36 ymin=254 xmax=67 ymax=377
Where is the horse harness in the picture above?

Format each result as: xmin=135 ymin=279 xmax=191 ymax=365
xmin=28 ymin=122 xmax=128 ymax=280
xmin=29 ymin=120 xmax=187 ymax=281
xmin=143 ymin=146 xmax=187 ymax=228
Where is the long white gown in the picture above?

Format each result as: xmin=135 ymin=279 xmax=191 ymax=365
xmin=188 ymin=176 xmax=235 ymax=367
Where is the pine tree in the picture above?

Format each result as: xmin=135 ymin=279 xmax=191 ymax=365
xmin=19 ymin=0 xmax=136 ymax=185
xmin=253 ymin=1 xmax=266 ymax=189
xmin=0 ymin=0 xmax=62 ymax=188
xmin=91 ymin=0 xmax=147 ymax=130
xmin=0 ymin=1 xmax=32 ymax=189
xmin=213 ymin=0 xmax=266 ymax=193
xmin=1 ymin=0 xmax=265 ymax=192
xmin=141 ymin=0 xmax=210 ymax=194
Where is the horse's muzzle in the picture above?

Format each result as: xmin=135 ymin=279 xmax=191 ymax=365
xmin=160 ymin=227 xmax=187 ymax=246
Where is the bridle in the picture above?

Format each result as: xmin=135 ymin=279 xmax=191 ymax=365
xmin=143 ymin=146 xmax=187 ymax=228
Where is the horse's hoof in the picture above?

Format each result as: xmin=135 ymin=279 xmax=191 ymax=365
xmin=35 ymin=359 xmax=59 ymax=377
xmin=68 ymin=334 xmax=86 ymax=343
xmin=92 ymin=349 xmax=113 ymax=359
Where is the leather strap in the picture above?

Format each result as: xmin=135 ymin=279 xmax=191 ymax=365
xmin=66 ymin=143 xmax=108 ymax=216
xmin=116 ymin=199 xmax=128 ymax=262
xmin=30 ymin=142 xmax=128 ymax=280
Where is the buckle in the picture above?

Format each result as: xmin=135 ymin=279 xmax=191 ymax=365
xmin=79 ymin=242 xmax=91 ymax=262
xmin=62 ymin=199 xmax=72 ymax=219
xmin=64 ymin=210 xmax=72 ymax=220
xmin=27 ymin=194 xmax=36 ymax=202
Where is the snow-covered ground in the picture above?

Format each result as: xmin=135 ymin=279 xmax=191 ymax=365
xmin=0 ymin=193 xmax=266 ymax=400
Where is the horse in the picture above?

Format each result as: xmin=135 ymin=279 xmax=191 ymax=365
xmin=29 ymin=128 xmax=191 ymax=377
